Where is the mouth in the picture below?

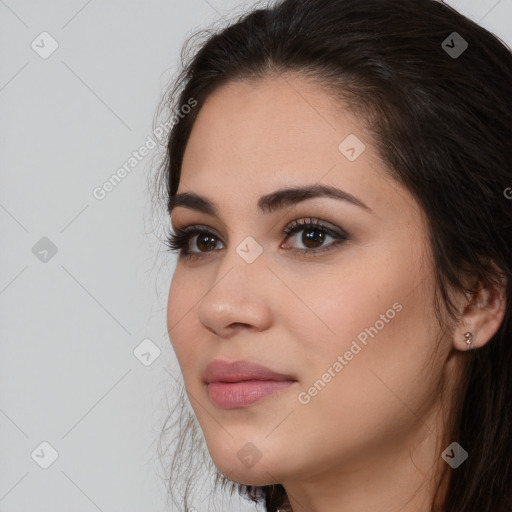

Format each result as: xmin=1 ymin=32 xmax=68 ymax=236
xmin=203 ymin=359 xmax=297 ymax=409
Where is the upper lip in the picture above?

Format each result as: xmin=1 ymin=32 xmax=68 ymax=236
xmin=204 ymin=359 xmax=296 ymax=384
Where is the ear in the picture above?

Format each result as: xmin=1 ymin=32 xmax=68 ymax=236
xmin=453 ymin=263 xmax=508 ymax=351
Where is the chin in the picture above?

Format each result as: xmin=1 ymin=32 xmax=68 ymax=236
xmin=214 ymin=463 xmax=280 ymax=487
xmin=207 ymin=444 xmax=284 ymax=486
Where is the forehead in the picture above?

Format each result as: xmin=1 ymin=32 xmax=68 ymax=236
xmin=182 ymin=75 xmax=379 ymax=184
xmin=177 ymin=74 xmax=415 ymax=226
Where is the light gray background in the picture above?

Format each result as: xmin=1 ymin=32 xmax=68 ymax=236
xmin=1 ymin=1 xmax=511 ymax=511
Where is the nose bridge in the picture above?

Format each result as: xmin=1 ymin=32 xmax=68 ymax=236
xmin=209 ymin=232 xmax=268 ymax=301
xmin=197 ymin=234 xmax=272 ymax=335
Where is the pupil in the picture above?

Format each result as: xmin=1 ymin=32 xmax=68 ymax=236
xmin=198 ymin=235 xmax=216 ymax=252
xmin=303 ymin=229 xmax=324 ymax=248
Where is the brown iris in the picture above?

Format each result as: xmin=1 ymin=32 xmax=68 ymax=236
xmin=302 ymin=228 xmax=325 ymax=248
xmin=196 ymin=234 xmax=217 ymax=252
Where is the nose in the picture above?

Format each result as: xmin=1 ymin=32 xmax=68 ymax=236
xmin=197 ymin=248 xmax=273 ymax=338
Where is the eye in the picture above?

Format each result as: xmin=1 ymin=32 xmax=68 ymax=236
xmin=164 ymin=225 xmax=224 ymax=260
xmin=281 ymin=217 xmax=348 ymax=256
xmin=165 ymin=218 xmax=348 ymax=261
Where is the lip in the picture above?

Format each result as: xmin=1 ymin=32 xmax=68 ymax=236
xmin=204 ymin=359 xmax=297 ymax=409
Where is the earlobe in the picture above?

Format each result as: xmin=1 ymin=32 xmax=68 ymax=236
xmin=463 ymin=331 xmax=473 ymax=350
xmin=453 ymin=273 xmax=507 ymax=351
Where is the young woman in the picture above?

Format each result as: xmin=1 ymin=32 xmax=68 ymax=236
xmin=153 ymin=0 xmax=512 ymax=510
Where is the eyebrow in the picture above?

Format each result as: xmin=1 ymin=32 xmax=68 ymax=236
xmin=168 ymin=184 xmax=373 ymax=216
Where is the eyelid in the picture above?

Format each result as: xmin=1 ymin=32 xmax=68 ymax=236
xmin=172 ymin=218 xmax=347 ymax=241
xmin=175 ymin=224 xmax=226 ymax=251
xmin=167 ymin=217 xmax=349 ymax=261
xmin=281 ymin=218 xmax=348 ymax=254
xmin=178 ymin=223 xmax=223 ymax=237
xmin=284 ymin=217 xmax=348 ymax=237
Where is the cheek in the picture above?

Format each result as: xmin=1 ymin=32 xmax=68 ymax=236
xmin=281 ymin=251 xmax=415 ymax=361
xmin=288 ymin=254 xmax=439 ymax=435
xmin=287 ymin=237 xmax=437 ymax=391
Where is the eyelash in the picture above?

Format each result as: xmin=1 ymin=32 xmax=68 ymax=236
xmin=164 ymin=218 xmax=348 ymax=261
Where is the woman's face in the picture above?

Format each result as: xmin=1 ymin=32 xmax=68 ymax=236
xmin=167 ymin=74 xmax=455 ymax=489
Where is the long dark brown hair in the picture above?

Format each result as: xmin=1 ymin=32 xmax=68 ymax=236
xmin=151 ymin=0 xmax=512 ymax=510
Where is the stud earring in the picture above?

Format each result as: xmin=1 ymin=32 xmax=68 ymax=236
xmin=464 ymin=332 xmax=473 ymax=350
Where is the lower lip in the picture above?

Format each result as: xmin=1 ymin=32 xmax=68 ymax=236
xmin=207 ymin=380 xmax=295 ymax=409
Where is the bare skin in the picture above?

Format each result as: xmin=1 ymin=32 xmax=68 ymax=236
xmin=166 ymin=73 xmax=506 ymax=512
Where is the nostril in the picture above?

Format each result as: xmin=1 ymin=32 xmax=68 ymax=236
xmin=229 ymin=322 xmax=252 ymax=329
